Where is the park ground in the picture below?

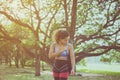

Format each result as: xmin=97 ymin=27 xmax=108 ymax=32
xmin=0 ymin=63 xmax=120 ymax=80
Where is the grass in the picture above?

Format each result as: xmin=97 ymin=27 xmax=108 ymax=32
xmin=76 ymin=63 xmax=120 ymax=75
xmin=2 ymin=74 xmax=53 ymax=80
xmin=77 ymin=69 xmax=120 ymax=76
xmin=0 ymin=63 xmax=120 ymax=80
xmin=0 ymin=65 xmax=53 ymax=80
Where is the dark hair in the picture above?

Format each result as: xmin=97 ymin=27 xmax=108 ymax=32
xmin=54 ymin=30 xmax=69 ymax=44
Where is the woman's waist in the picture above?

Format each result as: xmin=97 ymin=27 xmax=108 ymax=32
xmin=54 ymin=58 xmax=69 ymax=65
xmin=55 ymin=56 xmax=68 ymax=60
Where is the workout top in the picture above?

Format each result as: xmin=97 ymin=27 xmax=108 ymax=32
xmin=54 ymin=44 xmax=69 ymax=57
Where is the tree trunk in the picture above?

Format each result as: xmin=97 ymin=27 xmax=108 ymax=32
xmin=15 ymin=57 xmax=19 ymax=68
xmin=20 ymin=52 xmax=25 ymax=68
xmin=70 ymin=0 xmax=77 ymax=41
xmin=20 ymin=59 xmax=25 ymax=68
xmin=35 ymin=54 xmax=40 ymax=76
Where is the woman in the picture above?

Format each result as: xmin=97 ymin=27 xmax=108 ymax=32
xmin=49 ymin=29 xmax=75 ymax=80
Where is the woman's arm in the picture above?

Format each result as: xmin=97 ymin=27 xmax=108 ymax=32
xmin=48 ymin=43 xmax=58 ymax=59
xmin=48 ymin=43 xmax=66 ymax=59
xmin=68 ymin=44 xmax=75 ymax=75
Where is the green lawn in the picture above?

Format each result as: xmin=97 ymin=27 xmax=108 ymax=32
xmin=76 ymin=63 xmax=120 ymax=75
xmin=0 ymin=63 xmax=120 ymax=80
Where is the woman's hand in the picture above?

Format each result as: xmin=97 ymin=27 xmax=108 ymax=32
xmin=57 ymin=46 xmax=66 ymax=56
xmin=70 ymin=68 xmax=75 ymax=75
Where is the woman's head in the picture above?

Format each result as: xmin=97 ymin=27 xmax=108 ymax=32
xmin=54 ymin=29 xmax=70 ymax=44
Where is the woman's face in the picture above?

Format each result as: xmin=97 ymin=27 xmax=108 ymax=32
xmin=59 ymin=37 xmax=69 ymax=45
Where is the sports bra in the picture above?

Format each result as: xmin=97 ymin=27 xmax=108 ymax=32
xmin=54 ymin=44 xmax=69 ymax=57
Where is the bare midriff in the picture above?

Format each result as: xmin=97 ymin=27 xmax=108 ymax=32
xmin=55 ymin=56 xmax=68 ymax=60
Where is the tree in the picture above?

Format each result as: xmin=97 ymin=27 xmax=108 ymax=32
xmin=0 ymin=0 xmax=63 ymax=76
xmin=0 ymin=0 xmax=120 ymax=76
xmin=75 ymin=0 xmax=120 ymax=62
